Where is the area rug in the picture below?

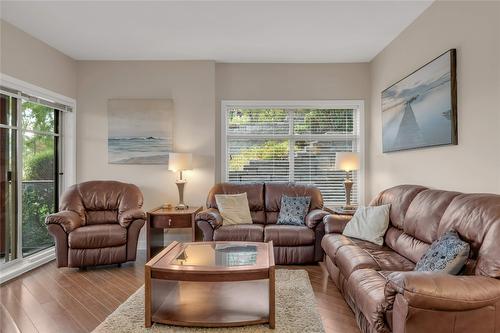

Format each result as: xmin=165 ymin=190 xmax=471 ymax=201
xmin=92 ymin=269 xmax=324 ymax=333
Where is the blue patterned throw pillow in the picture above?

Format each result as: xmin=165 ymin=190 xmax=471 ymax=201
xmin=414 ymin=230 xmax=470 ymax=275
xmin=277 ymin=195 xmax=311 ymax=226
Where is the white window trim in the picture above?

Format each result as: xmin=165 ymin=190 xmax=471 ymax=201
xmin=0 ymin=73 xmax=77 ymax=284
xmin=220 ymin=100 xmax=365 ymax=207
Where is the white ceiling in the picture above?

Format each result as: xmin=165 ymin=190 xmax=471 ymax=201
xmin=0 ymin=1 xmax=433 ymax=63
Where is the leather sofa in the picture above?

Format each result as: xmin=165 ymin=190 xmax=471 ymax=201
xmin=45 ymin=181 xmax=146 ymax=268
xmin=195 ymin=182 xmax=329 ymax=264
xmin=322 ymin=185 xmax=500 ymax=333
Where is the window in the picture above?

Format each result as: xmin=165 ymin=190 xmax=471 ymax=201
xmin=221 ymin=101 xmax=363 ymax=206
xmin=0 ymin=79 xmax=75 ymax=272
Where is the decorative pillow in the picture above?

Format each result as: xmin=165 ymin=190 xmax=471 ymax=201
xmin=414 ymin=230 xmax=470 ymax=274
xmin=277 ymin=195 xmax=311 ymax=226
xmin=215 ymin=193 xmax=253 ymax=226
xmin=342 ymin=204 xmax=390 ymax=245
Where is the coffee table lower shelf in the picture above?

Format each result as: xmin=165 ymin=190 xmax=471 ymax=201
xmin=151 ymin=279 xmax=270 ymax=327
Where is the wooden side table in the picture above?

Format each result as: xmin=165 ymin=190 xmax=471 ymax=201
xmin=146 ymin=206 xmax=202 ymax=260
xmin=326 ymin=206 xmax=357 ymax=216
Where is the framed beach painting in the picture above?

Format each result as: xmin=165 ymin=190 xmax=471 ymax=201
xmin=382 ymin=49 xmax=457 ymax=153
xmin=108 ymin=99 xmax=174 ymax=164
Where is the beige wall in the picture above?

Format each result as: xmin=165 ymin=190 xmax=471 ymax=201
xmin=367 ymin=1 xmax=500 ymax=199
xmin=4 ymin=0 xmax=499 ymax=210
xmin=0 ymin=19 xmax=77 ymax=98
xmin=76 ymin=61 xmax=216 ymax=213
xmin=215 ymin=63 xmax=371 ymax=183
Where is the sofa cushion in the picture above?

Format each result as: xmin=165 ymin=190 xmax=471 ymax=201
xmin=213 ymin=224 xmax=264 ymax=242
xmin=346 ymin=269 xmax=390 ymax=332
xmin=277 ymin=195 xmax=311 ymax=226
xmin=325 ymin=234 xmax=415 ymax=278
xmin=384 ymin=227 xmax=430 ymax=263
xmin=343 ymin=205 xmax=390 ymax=245
xmin=404 ymin=189 xmax=460 ymax=243
xmin=68 ymin=224 xmax=127 ymax=249
xmin=85 ymin=210 xmax=118 ymax=225
xmin=265 ymin=182 xmax=323 ymax=212
xmin=68 ymin=245 xmax=126 ymax=267
xmin=322 ymin=233 xmax=391 ymax=261
xmin=364 ymin=246 xmax=415 ymax=272
xmin=336 ymin=245 xmax=381 ymax=277
xmin=215 ymin=193 xmax=253 ymax=225
xmin=415 ymin=230 xmax=470 ymax=274
xmin=264 ymin=224 xmax=315 ymax=246
xmin=369 ymin=185 xmax=427 ymax=229
xmin=207 ymin=183 xmax=264 ymax=211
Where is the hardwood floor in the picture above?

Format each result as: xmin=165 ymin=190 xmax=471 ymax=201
xmin=0 ymin=251 xmax=359 ymax=333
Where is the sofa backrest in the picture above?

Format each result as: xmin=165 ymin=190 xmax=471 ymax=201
xmin=60 ymin=180 xmax=144 ymax=225
xmin=206 ymin=183 xmax=266 ymax=223
xmin=264 ymin=183 xmax=323 ymax=224
xmin=205 ymin=182 xmax=323 ymax=224
xmin=370 ymin=185 xmax=500 ymax=278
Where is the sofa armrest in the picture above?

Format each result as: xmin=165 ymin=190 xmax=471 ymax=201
xmin=323 ymin=214 xmax=352 ymax=234
xmin=195 ymin=208 xmax=223 ymax=229
xmin=305 ymin=209 xmax=329 ymax=229
xmin=386 ymin=271 xmax=500 ymax=311
xmin=45 ymin=210 xmax=84 ymax=233
xmin=119 ymin=208 xmax=146 ymax=228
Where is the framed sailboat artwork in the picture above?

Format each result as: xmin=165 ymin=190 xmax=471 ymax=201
xmin=382 ymin=49 xmax=457 ymax=153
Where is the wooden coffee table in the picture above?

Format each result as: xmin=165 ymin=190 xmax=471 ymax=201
xmin=145 ymin=241 xmax=275 ymax=328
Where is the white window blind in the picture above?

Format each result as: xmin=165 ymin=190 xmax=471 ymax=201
xmin=222 ymin=102 xmax=362 ymax=206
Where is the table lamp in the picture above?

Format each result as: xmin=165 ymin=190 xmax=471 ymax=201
xmin=335 ymin=152 xmax=360 ymax=210
xmin=168 ymin=152 xmax=193 ymax=210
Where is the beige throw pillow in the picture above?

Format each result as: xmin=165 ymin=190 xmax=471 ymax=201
xmin=215 ymin=193 xmax=253 ymax=226
xmin=342 ymin=204 xmax=391 ymax=246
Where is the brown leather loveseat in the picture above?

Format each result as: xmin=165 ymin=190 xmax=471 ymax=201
xmin=196 ymin=182 xmax=329 ymax=264
xmin=45 ymin=181 xmax=146 ymax=268
xmin=322 ymin=185 xmax=500 ymax=333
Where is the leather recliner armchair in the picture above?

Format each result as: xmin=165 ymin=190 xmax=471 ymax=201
xmin=195 ymin=182 xmax=330 ymax=264
xmin=45 ymin=180 xmax=146 ymax=268
xmin=322 ymin=185 xmax=500 ymax=333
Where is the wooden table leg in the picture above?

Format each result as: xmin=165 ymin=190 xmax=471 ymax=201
xmin=145 ymin=266 xmax=152 ymax=328
xmin=269 ymin=266 xmax=275 ymax=329
xmin=268 ymin=241 xmax=276 ymax=329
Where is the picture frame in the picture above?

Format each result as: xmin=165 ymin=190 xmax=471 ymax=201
xmin=382 ymin=49 xmax=457 ymax=153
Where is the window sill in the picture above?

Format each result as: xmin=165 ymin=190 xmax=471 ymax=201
xmin=0 ymin=247 xmax=55 ymax=284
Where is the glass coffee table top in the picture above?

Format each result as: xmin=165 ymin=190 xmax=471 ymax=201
xmin=151 ymin=241 xmax=271 ymax=271
xmin=173 ymin=243 xmax=258 ymax=267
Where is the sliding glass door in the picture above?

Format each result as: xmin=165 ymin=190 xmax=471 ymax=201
xmin=21 ymin=101 xmax=59 ymax=256
xmin=0 ymin=93 xmax=60 ymax=263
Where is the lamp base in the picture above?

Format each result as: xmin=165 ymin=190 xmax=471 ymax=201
xmin=344 ymin=177 xmax=354 ymax=208
xmin=175 ymin=203 xmax=189 ymax=210
xmin=175 ymin=180 xmax=188 ymax=210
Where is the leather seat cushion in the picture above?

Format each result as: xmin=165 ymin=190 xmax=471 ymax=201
xmin=68 ymin=224 xmax=127 ymax=249
xmin=363 ymin=246 xmax=415 ymax=271
xmin=273 ymin=245 xmax=315 ymax=264
xmin=264 ymin=225 xmax=315 ymax=246
xmin=346 ymin=269 xmax=389 ymax=331
xmin=322 ymin=234 xmax=386 ymax=260
xmin=325 ymin=234 xmax=415 ymax=278
xmin=336 ymin=245 xmax=381 ymax=278
xmin=68 ymin=245 xmax=126 ymax=267
xmin=213 ymin=224 xmax=264 ymax=242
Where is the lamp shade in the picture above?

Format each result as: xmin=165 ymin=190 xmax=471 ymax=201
xmin=168 ymin=153 xmax=192 ymax=171
xmin=335 ymin=152 xmax=360 ymax=172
